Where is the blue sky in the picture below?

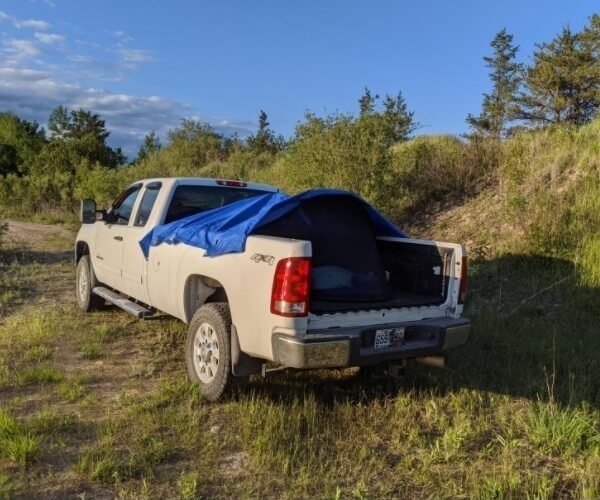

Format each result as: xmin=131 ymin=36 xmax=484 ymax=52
xmin=0 ymin=0 xmax=597 ymax=157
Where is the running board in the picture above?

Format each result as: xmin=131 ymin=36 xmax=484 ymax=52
xmin=92 ymin=286 xmax=153 ymax=319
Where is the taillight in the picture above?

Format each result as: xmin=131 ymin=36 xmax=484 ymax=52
xmin=458 ymin=255 xmax=468 ymax=304
xmin=271 ymin=257 xmax=311 ymax=317
xmin=216 ymin=179 xmax=247 ymax=187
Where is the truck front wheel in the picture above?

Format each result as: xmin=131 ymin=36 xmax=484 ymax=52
xmin=186 ymin=302 xmax=235 ymax=401
xmin=76 ymin=255 xmax=104 ymax=312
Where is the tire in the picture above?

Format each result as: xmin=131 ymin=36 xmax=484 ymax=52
xmin=76 ymin=255 xmax=104 ymax=312
xmin=186 ymin=302 xmax=235 ymax=401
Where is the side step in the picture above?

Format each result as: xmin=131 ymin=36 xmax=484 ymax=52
xmin=92 ymin=286 xmax=153 ymax=319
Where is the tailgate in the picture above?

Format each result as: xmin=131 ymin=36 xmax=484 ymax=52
xmin=307 ymin=237 xmax=466 ymax=330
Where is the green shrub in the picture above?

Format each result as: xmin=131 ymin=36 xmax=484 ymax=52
xmin=278 ymin=113 xmax=402 ymax=216
xmin=392 ymin=135 xmax=499 ymax=213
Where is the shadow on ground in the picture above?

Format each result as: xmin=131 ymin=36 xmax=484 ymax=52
xmin=0 ymin=248 xmax=72 ymax=265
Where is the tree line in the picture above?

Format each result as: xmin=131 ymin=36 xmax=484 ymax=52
xmin=0 ymin=14 xmax=598 ymax=218
xmin=467 ymin=14 xmax=599 ymax=138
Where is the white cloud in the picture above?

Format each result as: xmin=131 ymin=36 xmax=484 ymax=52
xmin=3 ymin=38 xmax=42 ymax=60
xmin=0 ymin=11 xmax=253 ymax=157
xmin=34 ymin=32 xmax=64 ymax=44
xmin=0 ymin=11 xmax=50 ymax=30
xmin=118 ymin=47 xmax=154 ymax=65
xmin=68 ymin=54 xmax=93 ymax=63
xmin=17 ymin=19 xmax=50 ymax=30
xmin=110 ymin=29 xmax=133 ymax=42
xmin=0 ymin=67 xmax=254 ymax=157
xmin=0 ymin=67 xmax=187 ymax=154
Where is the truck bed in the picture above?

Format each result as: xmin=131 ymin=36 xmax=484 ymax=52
xmin=257 ymin=196 xmax=453 ymax=316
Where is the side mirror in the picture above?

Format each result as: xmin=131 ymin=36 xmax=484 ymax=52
xmin=80 ymin=199 xmax=97 ymax=224
xmin=102 ymin=211 xmax=116 ymax=224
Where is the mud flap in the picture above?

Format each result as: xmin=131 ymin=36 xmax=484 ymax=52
xmin=231 ymin=325 xmax=263 ymax=376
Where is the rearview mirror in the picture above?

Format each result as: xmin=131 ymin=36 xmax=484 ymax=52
xmin=80 ymin=199 xmax=97 ymax=224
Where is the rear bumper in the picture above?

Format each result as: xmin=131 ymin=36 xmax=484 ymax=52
xmin=272 ymin=317 xmax=470 ymax=369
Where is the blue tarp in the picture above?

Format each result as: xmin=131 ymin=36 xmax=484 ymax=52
xmin=139 ymin=189 xmax=407 ymax=258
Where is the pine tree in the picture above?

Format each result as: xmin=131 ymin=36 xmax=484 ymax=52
xmin=357 ymin=90 xmax=416 ymax=145
xmin=381 ymin=91 xmax=416 ymax=144
xmin=45 ymin=106 xmax=124 ymax=167
xmin=68 ymin=109 xmax=110 ymax=141
xmin=358 ymin=87 xmax=378 ymax=116
xmin=467 ymin=29 xmax=522 ymax=138
xmin=136 ymin=131 xmax=162 ymax=163
xmin=246 ymin=110 xmax=282 ymax=154
xmin=517 ymin=19 xmax=600 ymax=126
xmin=48 ymin=105 xmax=71 ymax=139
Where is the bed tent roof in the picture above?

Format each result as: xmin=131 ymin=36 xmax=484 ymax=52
xmin=139 ymin=188 xmax=407 ymax=258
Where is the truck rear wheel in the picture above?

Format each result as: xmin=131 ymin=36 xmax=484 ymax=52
xmin=76 ymin=255 xmax=104 ymax=312
xmin=186 ymin=302 xmax=235 ymax=401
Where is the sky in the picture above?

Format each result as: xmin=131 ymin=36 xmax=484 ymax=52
xmin=0 ymin=0 xmax=597 ymax=158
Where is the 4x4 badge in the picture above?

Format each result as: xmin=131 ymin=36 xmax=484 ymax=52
xmin=250 ymin=253 xmax=275 ymax=265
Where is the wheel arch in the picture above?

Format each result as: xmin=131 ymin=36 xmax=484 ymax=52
xmin=75 ymin=240 xmax=90 ymax=263
xmin=183 ymin=274 xmax=229 ymax=323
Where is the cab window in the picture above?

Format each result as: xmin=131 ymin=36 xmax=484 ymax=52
xmin=111 ymin=185 xmax=141 ymax=225
xmin=134 ymin=183 xmax=161 ymax=227
xmin=164 ymin=185 xmax=265 ymax=224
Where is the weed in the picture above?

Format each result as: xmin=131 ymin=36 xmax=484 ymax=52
xmin=91 ymin=323 xmax=121 ymax=344
xmin=17 ymin=365 xmax=64 ymax=385
xmin=82 ymin=342 xmax=102 ymax=359
xmin=0 ymin=411 xmax=39 ymax=466
xmin=25 ymin=345 xmax=53 ymax=362
xmin=522 ymin=402 xmax=600 ymax=456
xmin=3 ymin=434 xmax=39 ymax=466
xmin=58 ymin=378 xmax=88 ymax=402
xmin=179 ymin=471 xmax=200 ymax=500
xmin=77 ymin=448 xmax=122 ymax=482
xmin=27 ymin=408 xmax=76 ymax=434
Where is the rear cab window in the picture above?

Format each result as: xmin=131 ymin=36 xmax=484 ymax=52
xmin=164 ymin=184 xmax=266 ymax=224
xmin=134 ymin=182 xmax=162 ymax=227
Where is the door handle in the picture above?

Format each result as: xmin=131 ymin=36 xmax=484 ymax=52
xmin=113 ymin=236 xmax=123 ymax=241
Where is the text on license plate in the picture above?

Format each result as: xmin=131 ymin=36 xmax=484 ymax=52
xmin=374 ymin=327 xmax=405 ymax=349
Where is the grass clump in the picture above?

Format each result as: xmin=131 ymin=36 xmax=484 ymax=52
xmin=58 ymin=378 xmax=88 ymax=402
xmin=25 ymin=345 xmax=53 ymax=362
xmin=521 ymin=402 xmax=600 ymax=456
xmin=0 ymin=309 xmax=61 ymax=346
xmin=80 ymin=323 xmax=122 ymax=359
xmin=81 ymin=342 xmax=102 ymax=359
xmin=27 ymin=408 xmax=76 ymax=435
xmin=17 ymin=365 xmax=63 ymax=385
xmin=0 ymin=411 xmax=39 ymax=466
xmin=179 ymin=471 xmax=200 ymax=500
xmin=77 ymin=448 xmax=122 ymax=482
xmin=90 ymin=323 xmax=121 ymax=344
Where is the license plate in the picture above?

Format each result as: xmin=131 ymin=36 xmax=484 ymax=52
xmin=373 ymin=327 xmax=405 ymax=349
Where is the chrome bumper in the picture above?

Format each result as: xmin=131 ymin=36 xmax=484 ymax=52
xmin=272 ymin=317 xmax=470 ymax=369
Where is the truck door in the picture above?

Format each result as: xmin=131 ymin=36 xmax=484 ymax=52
xmin=93 ymin=185 xmax=142 ymax=289
xmin=121 ymin=182 xmax=162 ymax=302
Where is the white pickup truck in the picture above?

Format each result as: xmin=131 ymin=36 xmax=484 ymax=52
xmin=75 ymin=177 xmax=470 ymax=400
